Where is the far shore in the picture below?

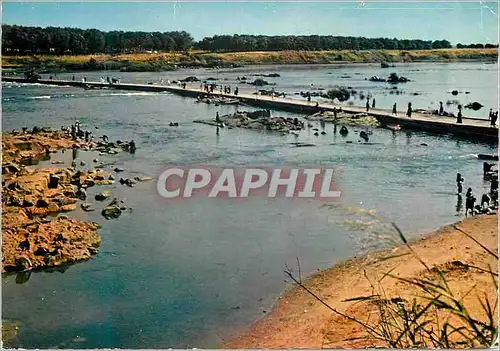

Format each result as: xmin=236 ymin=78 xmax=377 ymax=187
xmin=221 ymin=214 xmax=498 ymax=348
xmin=2 ymin=48 xmax=498 ymax=72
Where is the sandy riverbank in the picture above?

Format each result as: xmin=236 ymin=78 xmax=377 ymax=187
xmin=222 ymin=214 xmax=498 ymax=348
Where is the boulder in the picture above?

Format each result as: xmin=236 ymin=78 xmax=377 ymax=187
xmin=81 ymin=203 xmax=95 ymax=212
xmin=95 ymin=191 xmax=112 ymax=201
xmin=101 ymin=205 xmax=122 ymax=220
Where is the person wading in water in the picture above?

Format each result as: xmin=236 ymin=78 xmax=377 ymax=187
xmin=406 ymin=102 xmax=412 ymax=118
xmin=392 ymin=103 xmax=397 ymax=116
xmin=456 ymin=104 xmax=463 ymax=124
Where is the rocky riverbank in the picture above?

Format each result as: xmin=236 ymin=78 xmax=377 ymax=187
xmin=1 ymin=129 xmax=141 ymax=273
xmin=222 ymin=214 xmax=498 ymax=348
xmin=194 ymin=110 xmax=305 ymax=133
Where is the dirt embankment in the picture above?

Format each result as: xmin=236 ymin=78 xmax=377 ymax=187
xmin=2 ymin=48 xmax=497 ymax=72
xmin=223 ymin=214 xmax=498 ymax=348
xmin=2 ymin=131 xmax=111 ymax=272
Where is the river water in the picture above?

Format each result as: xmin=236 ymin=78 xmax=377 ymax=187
xmin=1 ymin=62 xmax=498 ymax=348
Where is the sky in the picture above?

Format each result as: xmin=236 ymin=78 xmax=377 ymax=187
xmin=1 ymin=1 xmax=499 ymax=44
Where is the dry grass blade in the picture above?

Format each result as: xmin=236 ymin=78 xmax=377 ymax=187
xmin=454 ymin=225 xmax=499 ymax=259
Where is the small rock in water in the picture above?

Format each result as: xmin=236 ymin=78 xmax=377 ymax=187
xmin=76 ymin=188 xmax=87 ymax=200
xmin=93 ymin=158 xmax=99 ymax=163
xmin=114 ymin=167 xmax=125 ymax=172
xmin=71 ymin=161 xmax=77 ymax=167
xmin=51 ymin=160 xmax=64 ymax=165
xmin=101 ymin=205 xmax=122 ymax=220
xmin=80 ymin=203 xmax=94 ymax=212
xmin=95 ymin=191 xmax=112 ymax=201
xmin=80 ymin=160 xmax=86 ymax=166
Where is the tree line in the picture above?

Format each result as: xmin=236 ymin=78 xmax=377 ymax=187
xmin=2 ymin=24 xmax=498 ymax=55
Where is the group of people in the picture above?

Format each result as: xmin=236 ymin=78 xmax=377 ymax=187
xmin=456 ymin=163 xmax=498 ymax=216
xmin=365 ymin=97 xmax=376 ymax=112
xmin=489 ymin=109 xmax=499 ymax=127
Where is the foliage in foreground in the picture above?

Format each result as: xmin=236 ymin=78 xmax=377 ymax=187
xmin=285 ymin=211 xmax=498 ymax=348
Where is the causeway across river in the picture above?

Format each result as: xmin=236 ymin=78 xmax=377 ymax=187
xmin=3 ymin=77 xmax=498 ymax=142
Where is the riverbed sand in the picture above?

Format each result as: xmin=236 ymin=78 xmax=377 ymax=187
xmin=222 ymin=214 xmax=498 ymax=348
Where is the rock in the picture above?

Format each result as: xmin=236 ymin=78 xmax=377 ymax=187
xmin=80 ymin=203 xmax=95 ymax=212
xmin=2 ymin=163 xmax=21 ymax=174
xmin=451 ymin=90 xmax=459 ymax=95
xmin=94 ymin=179 xmax=114 ymax=185
xmin=76 ymin=188 xmax=87 ymax=200
xmin=95 ymin=191 xmax=112 ymax=201
xmin=114 ymin=167 xmax=125 ymax=172
xmin=60 ymin=204 xmax=76 ymax=212
xmin=36 ymin=199 xmax=49 ymax=208
xmin=464 ymin=102 xmax=483 ymax=111
xmin=22 ymin=198 xmax=34 ymax=207
xmin=34 ymin=246 xmax=49 ymax=256
xmin=47 ymin=202 xmax=59 ymax=213
xmin=48 ymin=174 xmax=60 ymax=189
xmin=101 ymin=205 xmax=122 ymax=220
xmin=80 ymin=160 xmax=86 ymax=166
xmin=108 ymin=175 xmax=115 ymax=181
xmin=8 ymin=195 xmax=23 ymax=207
xmin=93 ymin=158 xmax=99 ymax=163
xmin=64 ymin=189 xmax=77 ymax=198
xmin=15 ymin=256 xmax=32 ymax=271
xmin=51 ymin=160 xmax=65 ymax=165
xmin=134 ymin=176 xmax=153 ymax=182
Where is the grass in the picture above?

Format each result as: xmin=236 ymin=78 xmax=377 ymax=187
xmin=2 ymin=48 xmax=497 ymax=72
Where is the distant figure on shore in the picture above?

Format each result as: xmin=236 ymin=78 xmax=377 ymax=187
xmin=465 ymin=193 xmax=476 ymax=217
xmin=489 ymin=108 xmax=493 ymax=121
xmin=72 ymin=75 xmax=76 ymax=81
xmin=372 ymin=99 xmax=376 ymax=109
xmin=491 ymin=111 xmax=498 ymax=127
xmin=234 ymin=87 xmax=239 ymax=96
xmin=365 ymin=98 xmax=370 ymax=112
xmin=406 ymin=102 xmax=412 ymax=118
xmin=481 ymin=193 xmax=490 ymax=209
xmin=455 ymin=194 xmax=463 ymax=213
xmin=483 ymin=162 xmax=494 ymax=176
xmin=456 ymin=173 xmax=464 ymax=194
xmin=392 ymin=103 xmax=397 ymax=116
xmin=307 ymin=92 xmax=311 ymax=103
xmin=216 ymin=112 xmax=220 ymax=124
xmin=456 ymin=104 xmax=463 ymax=124
xmin=439 ymin=101 xmax=444 ymax=116
xmin=466 ymin=187 xmax=472 ymax=198
xmin=333 ymin=107 xmax=338 ymax=119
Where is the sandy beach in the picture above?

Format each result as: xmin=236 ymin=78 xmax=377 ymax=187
xmin=223 ymin=214 xmax=498 ymax=348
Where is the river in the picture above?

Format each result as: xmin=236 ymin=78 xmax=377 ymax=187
xmin=1 ymin=62 xmax=498 ymax=348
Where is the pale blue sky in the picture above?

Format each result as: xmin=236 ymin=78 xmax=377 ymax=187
xmin=2 ymin=1 xmax=499 ymax=44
